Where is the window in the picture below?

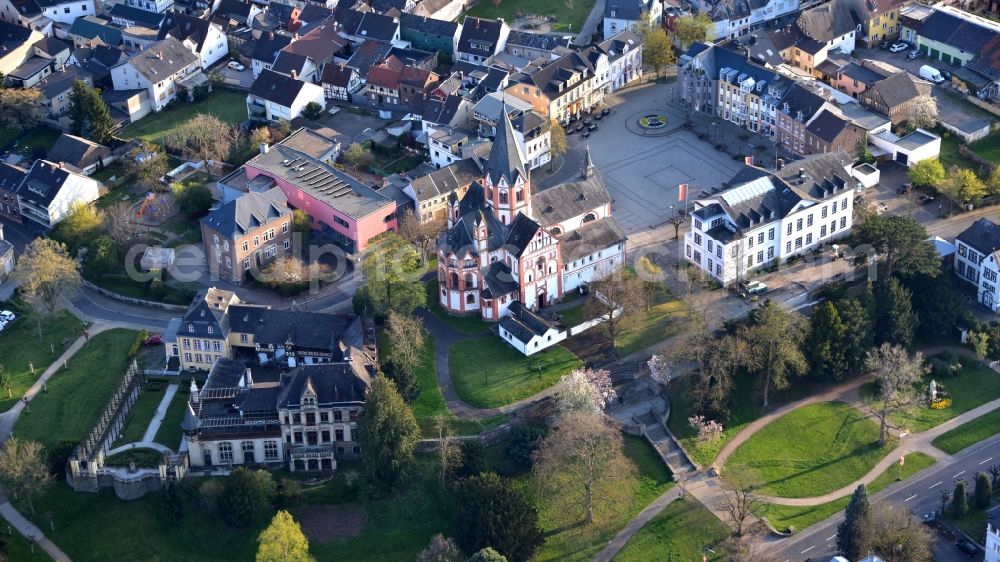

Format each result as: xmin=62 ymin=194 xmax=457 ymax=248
xmin=183 ymin=339 xmax=190 ymax=350
xmin=693 ymin=250 xmax=701 ymax=262
xmin=264 ymin=441 xmax=278 ymax=460
xmin=334 ymin=410 xmax=342 ymax=421
xmin=694 ymin=219 xmax=702 ymax=230
xmin=796 ymin=218 xmax=803 ymax=231
xmin=717 ymin=246 xmax=723 ymax=259
xmin=748 ymin=236 xmax=754 ymax=248
xmin=786 ymin=223 xmax=792 ymax=235
xmin=806 ymin=233 xmax=813 ymax=245
xmin=768 ymin=228 xmax=774 ymax=241
xmin=212 ymin=341 xmax=221 ymax=352
xmin=786 ymin=241 xmax=792 ymax=253
xmin=840 ymin=217 xmax=846 ymax=229
xmin=184 ymin=352 xmax=192 ymax=362
xmin=240 ymin=333 xmax=248 ymax=343
xmin=820 ymin=225 xmax=827 ymax=237
xmin=195 ymin=354 xmax=203 ymax=363
xmin=807 ymin=214 xmax=813 ymax=227
xmin=694 ymin=233 xmax=702 ymax=245
xmin=335 ymin=429 xmax=344 ymax=441
xmin=707 ymin=240 xmax=714 ymax=253
xmin=767 ymin=247 xmax=774 ymax=259
xmin=821 ymin=206 xmax=828 ymax=218
xmin=282 ymin=222 xmax=289 ymax=233
xmin=756 ymin=250 xmax=763 ymax=262
xmin=795 ymin=237 xmax=802 ymax=249
xmin=253 ymin=235 xmax=260 ymax=247
xmin=747 ymin=256 xmax=753 ymax=268
xmin=757 ymin=232 xmax=764 ymax=244
xmin=284 ymin=239 xmax=291 ymax=250
xmin=243 ymin=258 xmax=250 ymax=270
xmin=207 ymin=326 xmax=213 ymax=334
xmin=219 ymin=442 xmax=233 ymax=462
xmin=832 ymin=200 xmax=838 ymax=213
xmin=194 ymin=340 xmax=202 ymax=351
xmin=686 ymin=245 xmax=692 ymax=258
xmin=242 ymin=240 xmax=248 ymax=252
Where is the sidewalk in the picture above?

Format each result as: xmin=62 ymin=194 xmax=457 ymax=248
xmin=593 ymin=486 xmax=685 ymax=561
xmin=141 ymin=384 xmax=179 ymax=444
xmin=0 ymin=502 xmax=70 ymax=561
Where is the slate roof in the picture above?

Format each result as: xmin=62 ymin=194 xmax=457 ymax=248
xmin=0 ymin=22 xmax=34 ymax=52
xmin=422 ymin=93 xmax=467 ymax=125
xmin=919 ymin=9 xmax=998 ymax=55
xmin=250 ymin=68 xmax=311 ymax=107
xmin=747 ymin=31 xmax=786 ymax=66
xmin=484 ymin=109 xmax=526 ymax=186
xmin=604 ymin=0 xmax=653 ymax=21
xmin=280 ymin=23 xmax=347 ymax=63
xmin=499 ymin=301 xmax=559 ymax=342
xmin=201 ymin=187 xmax=290 ymax=238
xmin=123 ymin=37 xmax=199 ymax=79
xmin=805 ymin=109 xmax=849 ymax=144
xmin=229 ymin=306 xmax=360 ymax=353
xmin=108 ymin=4 xmax=164 ymax=27
xmin=778 ymin=82 xmax=825 ymax=119
xmin=457 ymin=16 xmax=504 ymax=55
xmin=0 ymin=162 xmax=25 ymax=192
xmin=345 ymin=11 xmax=398 ymax=42
xmin=17 ymin=160 xmax=75 ymax=207
xmin=399 ymin=12 xmax=458 ymax=37
xmin=69 ymin=16 xmax=122 ymax=45
xmin=796 ymin=0 xmax=865 ymax=43
xmin=204 ymin=357 xmax=249 ymax=389
xmin=46 ymin=133 xmax=111 ymax=170
xmin=321 ymin=62 xmax=356 ymax=87
xmin=250 ymin=32 xmax=293 ymax=64
xmin=956 ymin=218 xmax=1000 ymax=257
xmin=409 ymin=158 xmax=480 ymax=202
xmin=180 ymin=288 xmax=237 ymax=338
xmin=867 ymin=72 xmax=930 ymax=109
xmin=277 ymin=363 xmax=371 ymax=407
xmin=158 ymin=12 xmax=215 ymax=52
xmin=214 ymin=0 xmax=255 ymax=20
xmin=531 ymin=150 xmax=613 ymax=228
xmin=346 ymin=39 xmax=393 ymax=72
xmin=32 ymin=36 xmax=69 ymax=57
xmin=839 ymin=61 xmax=884 ymax=86
xmin=506 ymin=30 xmax=569 ymax=51
xmin=482 ymin=260 xmax=518 ymax=297
xmin=557 ymin=216 xmax=627 ymax=262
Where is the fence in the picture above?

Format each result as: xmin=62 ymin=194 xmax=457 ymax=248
xmin=71 ymin=359 xmax=144 ymax=463
xmin=82 ymin=279 xmax=188 ymax=312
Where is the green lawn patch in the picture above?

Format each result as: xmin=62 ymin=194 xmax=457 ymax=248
xmin=933 ymin=408 xmax=1000 ymax=454
xmin=465 ymin=0 xmax=592 ymax=36
xmin=114 ymin=385 xmax=167 ymax=445
xmin=13 ymin=329 xmax=139 ymax=449
xmin=860 ymin=356 xmax=1000 ymax=433
xmin=666 ymin=374 xmax=764 ymax=467
xmin=12 ymin=126 xmax=61 ymax=157
xmin=725 ymin=401 xmax=892 ymax=498
xmin=105 ymin=448 xmax=165 ymax=468
xmin=1 ymin=527 xmax=51 ymax=561
xmin=424 ymin=280 xmax=490 ymax=334
xmin=971 ymin=131 xmax=1000 ymax=162
xmin=0 ymin=308 xmax=82 ymax=413
xmin=118 ymin=89 xmax=248 ymax=145
xmin=154 ymin=386 xmax=188 ymax=450
xmin=450 ymin=337 xmax=582 ymax=409
xmin=935 ymin=126 xmax=981 ymax=172
xmin=761 ymin=451 xmax=936 ymax=532
xmin=613 ymin=498 xmax=730 ymax=562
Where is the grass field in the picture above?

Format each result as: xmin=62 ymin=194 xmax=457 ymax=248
xmin=761 ymin=451 xmax=936 ymax=532
xmin=616 ymin=298 xmax=688 ymax=357
xmin=424 ymin=280 xmax=489 ymax=334
xmin=935 ymin=126 xmax=982 ymax=172
xmin=464 ymin=0 xmax=592 ymax=33
xmin=154 ymin=386 xmax=189 ymax=450
xmin=118 ymin=90 xmax=248 ymax=144
xmin=114 ymin=385 xmax=166 ymax=445
xmin=450 ymin=338 xmax=582 ymax=408
xmin=725 ymin=401 xmax=892 ymax=498
xmin=666 ymin=375 xmax=765 ymax=467
xmin=612 ymin=498 xmax=730 ymax=562
xmin=932 ymin=408 xmax=1000 ymax=454
xmin=860 ymin=357 xmax=1000 ymax=433
xmin=13 ymin=329 xmax=139 ymax=449
xmin=0 ymin=308 xmax=82 ymax=413
xmin=104 ymin=448 xmax=164 ymax=468
xmin=971 ymin=131 xmax=1000 ymax=162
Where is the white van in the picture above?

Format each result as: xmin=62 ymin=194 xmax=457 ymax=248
xmin=919 ymin=65 xmax=945 ymax=84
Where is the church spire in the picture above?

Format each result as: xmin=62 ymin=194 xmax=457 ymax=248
xmin=485 ymin=107 xmax=527 ymax=187
xmin=582 ymin=144 xmax=596 ymax=179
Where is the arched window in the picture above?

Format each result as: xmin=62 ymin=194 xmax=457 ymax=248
xmin=466 ymin=293 xmax=475 ymax=304
xmin=583 ymin=212 xmax=597 ymax=224
xmin=500 ymin=190 xmax=508 ymax=204
xmin=450 ymin=272 xmax=459 ymax=287
xmin=219 ymin=442 xmax=233 ymax=462
xmin=464 ymin=273 xmax=474 ymax=287
xmin=536 ymin=257 xmax=545 ymax=271
xmin=516 ymin=189 xmax=524 ymax=202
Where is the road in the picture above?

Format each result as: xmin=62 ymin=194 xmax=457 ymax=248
xmin=771 ymin=434 xmax=1000 ymax=561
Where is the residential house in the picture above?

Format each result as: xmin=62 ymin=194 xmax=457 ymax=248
xmin=0 ymin=223 xmax=13 ymax=281
xmin=405 ymin=158 xmax=480 ymax=223
xmin=68 ymin=43 xmax=126 ymax=86
xmin=858 ymin=0 xmax=903 ymax=47
xmin=832 ymin=60 xmax=889 ymax=97
xmin=247 ymin=69 xmax=325 ymax=122
xmin=46 ymin=133 xmax=113 ymax=175
xmin=0 ymin=162 xmax=26 ymax=223
xmin=166 ymin=287 xmax=240 ymax=371
xmin=857 ymin=70 xmax=932 ymax=124
xmin=67 ymin=16 xmax=123 ymax=49
xmin=802 ymin=108 xmax=866 ymax=157
xmin=603 ymin=0 xmax=660 ymax=39
xmin=504 ymin=48 xmax=605 ymax=123
xmin=249 ymin=32 xmax=291 ymax=79
xmin=336 ymin=9 xmax=400 ymax=46
xmin=473 ymin=92 xmax=551 ymax=170
xmin=504 ymin=30 xmax=570 ymax=61
xmin=425 ymin=124 xmax=481 ymax=169
xmin=697 ymin=0 xmax=800 ymax=41
xmin=27 ymin=0 xmax=94 ymax=26
xmin=774 ymin=82 xmax=832 ymax=154
xmin=320 ymin=62 xmax=360 ymax=101
xmin=157 ymin=12 xmax=229 ymax=70
xmin=108 ymin=4 xmax=164 ymax=28
xmin=6 ymin=35 xmax=70 ymax=88
xmin=0 ymin=22 xmax=44 ymax=80
xmin=16 ymin=159 xmax=101 ymax=229
xmin=766 ymin=0 xmax=860 ymax=77
xmin=399 ymin=12 xmax=459 ymax=56
xmin=683 ymin=151 xmax=855 ymax=286
xmin=201 ymin=187 xmax=293 ymax=283
xmin=345 ymin=38 xmax=393 ymax=76
xmin=901 ymin=4 xmax=1000 ymax=68
xmin=954 ymin=218 xmax=1000 ymax=311
xmin=600 ymin=30 xmax=643 ymax=92
xmin=366 ymin=57 xmax=440 ymax=106
xmin=270 ymin=23 xmax=348 ymax=83
xmin=0 ymin=0 xmax=52 ymax=34
xmin=498 ymin=301 xmax=567 ymax=355
xmin=125 ymin=0 xmax=172 ymax=14
xmin=455 ymin=16 xmax=509 ymax=65
xmin=411 ymin=0 xmax=464 ymax=21
xmin=715 ymin=56 xmax=787 ymax=137
xmin=110 ymin=37 xmax=202 ymax=111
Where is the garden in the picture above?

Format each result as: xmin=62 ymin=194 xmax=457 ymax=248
xmin=118 ymin=89 xmax=249 ymax=144
xmin=0 ymin=305 xmax=82 ymax=413
xmin=463 ymin=0 xmax=592 ymax=33
xmin=154 ymin=387 xmax=192 ymax=451
xmin=112 ymin=382 xmax=168 ymax=446
xmin=612 ymin=498 xmax=730 ymax=561
xmin=424 ymin=280 xmax=489 ymax=334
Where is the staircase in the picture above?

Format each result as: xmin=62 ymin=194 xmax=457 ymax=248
xmin=637 ymin=412 xmax=697 ymax=479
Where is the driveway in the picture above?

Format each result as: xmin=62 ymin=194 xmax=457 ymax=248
xmin=215 ymin=64 xmax=253 ymax=90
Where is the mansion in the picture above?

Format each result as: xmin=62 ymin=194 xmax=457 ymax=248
xmin=436 ymin=111 xmax=626 ymax=320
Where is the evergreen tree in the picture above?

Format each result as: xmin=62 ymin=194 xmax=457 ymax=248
xmin=837 ymin=298 xmax=874 ymax=373
xmin=218 ymin=468 xmax=276 ymax=527
xmin=256 ymin=510 xmax=313 ymax=562
xmin=454 ymin=472 xmax=542 ymax=562
xmin=975 ymin=472 xmax=993 ymax=509
xmin=836 ymin=484 xmax=870 ymax=560
xmin=875 ymin=278 xmax=918 ymax=346
xmin=68 ymin=80 xmax=114 ymax=144
xmin=357 ymin=374 xmax=419 ymax=496
xmin=804 ymin=301 xmax=849 ymax=381
xmin=953 ymin=479 xmax=969 ymax=517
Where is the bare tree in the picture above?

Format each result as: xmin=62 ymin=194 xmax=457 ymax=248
xmin=12 ymin=239 xmax=81 ymax=339
xmin=937 ymin=488 xmax=951 ymax=516
xmin=397 ymin=210 xmax=444 ymax=267
xmin=168 ymin=113 xmax=237 ymax=175
xmin=865 ymin=344 xmax=926 ymax=446
xmin=385 ymin=311 xmax=425 ymax=379
xmin=533 ymin=410 xmax=634 ymax=525
xmin=724 ymin=531 xmax=781 ymax=562
xmin=988 ymin=464 xmax=1000 ymax=489
xmin=666 ymin=212 xmax=686 ymax=240
xmin=433 ymin=415 xmax=453 ymax=484
xmin=0 ymin=438 xmax=52 ymax=515
xmin=127 ymin=141 xmax=169 ymax=191
xmin=101 ymin=200 xmax=141 ymax=245
xmin=857 ymin=503 xmax=933 ymax=562
xmin=583 ymin=267 xmax=645 ymax=355
xmin=718 ymin=471 xmax=762 ymax=537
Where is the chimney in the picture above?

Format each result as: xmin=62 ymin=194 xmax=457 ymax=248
xmin=259 ymin=142 xmax=269 ymax=154
xmin=157 ymin=50 xmax=163 ymax=59
xmin=798 ymin=168 xmax=805 ymax=178
xmin=291 ymin=69 xmax=297 ymax=80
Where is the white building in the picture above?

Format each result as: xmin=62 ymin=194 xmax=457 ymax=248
xmin=16 ymin=160 xmax=100 ymax=229
xmin=247 ymin=69 xmax=325 ymax=122
xmin=954 ymin=218 xmax=1000 ymax=311
xmin=157 ymin=12 xmax=228 ymax=70
xmin=111 ymin=37 xmax=201 ymax=112
xmin=684 ymin=152 xmax=856 ymax=286
xmin=601 ymin=30 xmax=643 ymax=92
xmin=603 ymin=0 xmax=661 ymax=39
xmin=36 ymin=0 xmax=95 ymax=25
xmin=472 ymin=93 xmax=551 ymax=170
xmin=869 ymin=128 xmax=941 ymax=167
xmin=498 ymin=302 xmax=568 ymax=355
xmin=126 ymin=0 xmax=172 ymax=13
xmin=987 ymin=522 xmax=1000 ymax=562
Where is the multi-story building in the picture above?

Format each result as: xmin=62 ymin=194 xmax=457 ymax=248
xmin=455 ymin=16 xmax=509 ymax=65
xmin=110 ymin=37 xmax=201 ymax=111
xmin=684 ymin=152 xmax=856 ymax=286
xmin=201 ymin=188 xmax=293 ymax=284
xmin=246 ymin=69 xmax=325 ymax=122
xmin=774 ymin=82 xmax=834 ymax=154
xmin=698 ymin=0 xmax=800 ymax=41
xmin=987 ymin=522 xmax=1000 ymax=562
xmin=603 ymin=0 xmax=660 ymax=39
xmin=954 ymin=218 xmax=1000 ymax=312
xmin=16 ymin=159 xmax=100 ymax=229
xmin=473 ymin=93 xmax=551 ymax=170
xmin=601 ymin=31 xmax=643 ymax=92
xmin=405 ymin=158 xmax=480 ymax=223
xmin=126 ymin=0 xmax=172 ymax=13
xmin=0 ymin=162 xmax=25 ymax=223
xmin=320 ymin=63 xmax=361 ymax=102
xmin=901 ymin=4 xmax=1000 ymax=69
xmin=157 ymin=12 xmax=228 ymax=70
xmin=399 ymin=12 xmax=460 ymax=56
xmin=504 ymin=49 xmax=605 ymax=124
xmin=857 ymin=70 xmax=932 ymax=125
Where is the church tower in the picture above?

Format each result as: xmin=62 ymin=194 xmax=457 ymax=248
xmin=483 ymin=109 xmax=530 ymax=224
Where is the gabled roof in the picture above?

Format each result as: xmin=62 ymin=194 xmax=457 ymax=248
xmin=250 ymin=68 xmax=310 ymax=107
xmin=122 ymin=37 xmax=199 ymax=79
xmin=16 ymin=160 xmax=73 ymax=207
xmin=956 ymin=218 xmax=1000 ymax=257
xmin=604 ymin=0 xmax=654 ymax=21
xmin=838 ymin=61 xmax=884 ymax=86
xmin=500 ymin=301 xmax=560 ymax=342
xmin=250 ymin=32 xmax=293 ymax=64
xmin=777 ymin=82 xmax=825 ymax=119
xmin=506 ymin=30 xmax=569 ymax=51
xmin=279 ymin=22 xmax=347 ymax=62
xmin=69 ymin=16 xmax=123 ymax=45
xmin=399 ymin=12 xmax=458 ymax=37
xmin=321 ymin=62 xmax=357 ymax=87
xmin=796 ymin=0 xmax=865 ymax=43
xmin=866 ymin=72 xmax=930 ymax=110
xmin=805 ymin=109 xmax=850 ymax=144
xmin=0 ymin=162 xmax=25 ymax=192
xmin=157 ymin=12 xmax=214 ymax=52
xmin=46 ymin=133 xmax=111 ymax=170
xmin=346 ymin=39 xmax=393 ymax=72
xmin=557 ymin=216 xmax=627 ymax=262
xmin=457 ymin=16 xmax=504 ymax=54
xmin=32 ymin=36 xmax=69 ymax=57
xmin=422 ymin=93 xmax=468 ymax=126
xmin=180 ymin=288 xmax=238 ymax=338
xmin=214 ymin=0 xmax=254 ymax=19
xmin=277 ymin=363 xmax=370 ymax=407
xmin=531 ymin=151 xmax=613 ymax=228
xmin=484 ymin=109 xmax=526 ymax=186
xmin=229 ymin=305 xmax=360 ymax=353
xmin=108 ymin=4 xmax=164 ymax=27
xmin=0 ymin=21 xmax=32 ymax=51
xmin=919 ymin=9 xmax=999 ymax=55
xmin=201 ymin=187 xmax=290 ymax=237
xmin=409 ymin=158 xmax=480 ymax=202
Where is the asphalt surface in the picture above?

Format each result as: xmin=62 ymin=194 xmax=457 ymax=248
xmin=771 ymin=434 xmax=1000 ymax=562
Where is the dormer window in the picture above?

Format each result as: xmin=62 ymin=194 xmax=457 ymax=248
xmin=188 ymin=324 xmax=194 ymax=333
xmin=207 ymin=326 xmax=213 ymax=334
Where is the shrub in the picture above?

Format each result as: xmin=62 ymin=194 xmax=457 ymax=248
xmin=128 ymin=330 xmax=150 ymax=358
xmin=927 ymin=354 xmax=962 ymax=378
xmin=506 ymin=427 xmax=544 ymax=467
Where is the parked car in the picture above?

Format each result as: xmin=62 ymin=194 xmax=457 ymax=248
xmin=897 ymin=183 xmax=913 ymax=194
xmin=601 ymin=107 xmax=611 ymax=116
xmin=908 ymin=49 xmax=923 ymax=59
xmin=582 ymin=130 xmax=591 ymax=139
xmin=143 ymin=334 xmax=164 ymax=346
xmin=956 ymin=538 xmax=978 ymax=557
xmin=0 ymin=310 xmax=14 ymax=323
xmin=880 ymin=39 xmax=892 ymax=49
xmin=940 ymin=69 xmax=953 ymax=81
xmin=745 ymin=281 xmax=767 ymax=294
xmin=587 ymin=123 xmax=598 ymax=131
xmin=227 ymin=60 xmax=245 ymax=71
xmin=889 ymin=42 xmax=908 ymax=53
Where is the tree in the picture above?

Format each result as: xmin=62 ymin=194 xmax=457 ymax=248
xmin=666 ymin=212 xmax=686 ymax=240
xmin=218 ymin=468 xmax=277 ymax=527
xmin=988 ymin=165 xmax=1000 ymax=196
xmin=836 ymin=484 xmax=870 ymax=560
xmin=397 ymin=209 xmax=443 ymax=266
xmin=953 ymin=479 xmax=969 ymax=516
xmin=68 ymin=80 xmax=114 ymax=144
xmin=251 ymin=126 xmax=271 ymax=147
xmin=901 ymin=272 xmax=968 ymax=338
xmin=172 ymin=181 xmax=213 ymax=218
xmin=740 ymin=300 xmax=806 ymax=408
xmin=256 ymin=510 xmax=313 ymax=562
xmin=942 ymin=168 xmax=987 ymax=202
xmin=358 ymin=232 xmax=425 ymax=317
xmin=292 ymin=209 xmax=311 ymax=236
xmin=469 ymin=547 xmax=508 ymax=562
xmin=874 ymin=278 xmax=918 ymax=346
xmin=342 ymin=142 xmax=373 ymax=169
xmin=988 ymin=463 xmax=1000 ymax=489
xmin=718 ymin=471 xmax=762 ymax=537
xmin=554 ymin=368 xmax=615 ymax=414
xmin=547 ymin=120 xmax=567 ymax=172
xmin=804 ymin=301 xmax=849 ymax=381
xmin=301 ymin=101 xmax=323 ymax=121
xmin=384 ymin=311 xmax=424 ymax=401
xmin=865 ymin=344 xmax=926 ymax=446
xmin=675 ymin=329 xmax=749 ymax=420
xmin=674 ymin=12 xmax=712 ymax=47
xmin=688 ymin=415 xmax=723 ymax=446
xmin=906 ymin=96 xmax=938 ymax=130
xmin=858 ymin=135 xmax=875 ymax=164
xmin=168 ymin=113 xmax=237 ymax=173
xmin=938 ymin=488 xmax=951 ymax=517
xmin=857 ymin=502 xmax=932 ymax=562
xmin=646 ymin=354 xmax=672 ymax=385
xmin=126 ymin=142 xmax=169 ymax=191
xmin=357 ymin=374 xmax=419 ymax=496
xmin=101 ymin=200 xmax=141 ymax=246
xmin=643 ymin=27 xmax=675 ymax=80
xmin=417 ymin=534 xmax=462 ymax=562
xmin=88 ymin=235 xmax=120 ymax=277
xmin=0 ymin=438 xmax=51 ymax=516
xmin=12 ymin=238 xmax=81 ymax=339
xmin=975 ymin=471 xmax=993 ymax=509
xmin=0 ymin=87 xmax=44 ymax=131
xmin=533 ymin=410 xmax=634 ymax=525
xmin=857 ymin=214 xmax=939 ymax=278
xmin=634 ymin=256 xmax=663 ymax=309
xmin=583 ymin=267 xmax=644 ymax=354
xmin=51 ymin=201 xmax=103 ymax=253
xmin=258 ymin=256 xmax=329 ymax=290
xmin=454 ymin=472 xmax=542 ymax=562
xmin=908 ymin=158 xmax=945 ymax=188
xmin=969 ymin=331 xmax=990 ymax=362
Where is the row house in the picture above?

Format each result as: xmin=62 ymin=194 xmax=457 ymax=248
xmin=774 ymin=82 xmax=832 ymax=154
xmin=320 ymin=63 xmax=361 ymax=101
xmin=697 ymin=0 xmax=799 ymax=41
xmin=455 ymin=16 xmax=509 ymax=65
xmin=399 ymin=12 xmax=460 ymax=56
xmin=716 ymin=63 xmax=786 ymax=137
xmin=201 ymin=187 xmax=293 ymax=284
xmin=954 ymin=218 xmax=1000 ymax=312
xmin=0 ymin=162 xmax=25 ymax=223
xmin=600 ymin=30 xmax=643 ymax=92
xmin=603 ymin=0 xmax=660 ymax=39
xmin=684 ymin=152 xmax=855 ymax=286
xmin=504 ymin=48 xmax=606 ymax=124
xmin=365 ymin=57 xmax=440 ymax=106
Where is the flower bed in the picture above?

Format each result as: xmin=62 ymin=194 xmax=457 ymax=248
xmin=930 ymin=398 xmax=952 ymax=410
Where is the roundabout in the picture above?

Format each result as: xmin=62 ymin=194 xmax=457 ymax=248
xmin=638 ymin=114 xmax=668 ymax=129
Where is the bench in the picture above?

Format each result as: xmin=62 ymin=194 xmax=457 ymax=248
xmin=61 ymin=337 xmax=71 ymax=346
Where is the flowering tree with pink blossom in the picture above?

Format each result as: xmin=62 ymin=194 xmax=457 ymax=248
xmin=556 ymin=368 xmax=617 ymax=413
xmin=688 ymin=415 xmax=724 ymax=445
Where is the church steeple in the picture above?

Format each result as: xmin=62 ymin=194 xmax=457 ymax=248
xmin=485 ymin=108 xmax=528 ymax=188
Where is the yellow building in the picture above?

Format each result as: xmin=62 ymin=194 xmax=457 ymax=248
xmin=861 ymin=0 xmax=904 ymax=47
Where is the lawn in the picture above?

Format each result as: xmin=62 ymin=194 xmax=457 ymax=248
xmin=10 ymin=126 xmax=62 ymax=158
xmin=0 ymin=527 xmax=50 ymax=561
xmin=154 ymin=385 xmax=189 ymax=450
xmin=725 ymin=401 xmax=892 ymax=498
xmin=104 ymin=448 xmax=165 ymax=468
xmin=971 ymin=130 xmax=1000 ymax=162
xmin=0 ymin=307 xmax=82 ymax=413
xmin=932 ymin=408 xmax=1000 ymax=454
xmin=760 ymin=451 xmax=936 ymax=532
xmin=113 ymin=384 xmax=167 ymax=445
xmin=118 ymin=89 xmax=248 ymax=144
xmin=449 ymin=337 xmax=582 ymax=409
xmin=860 ymin=356 xmax=1000 ymax=433
xmin=612 ymin=498 xmax=730 ymax=562
xmin=616 ymin=298 xmax=688 ymax=357
xmin=935 ymin=126 xmax=981 ymax=172
xmin=464 ymin=0 xmax=592 ymax=33
xmin=13 ymin=329 xmax=140 ymax=450
xmin=424 ymin=280 xmax=489 ymax=334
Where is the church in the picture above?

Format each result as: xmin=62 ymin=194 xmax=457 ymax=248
xmin=436 ymin=111 xmax=627 ymax=321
